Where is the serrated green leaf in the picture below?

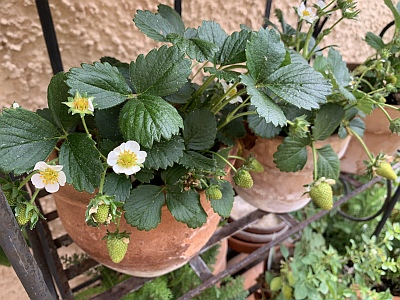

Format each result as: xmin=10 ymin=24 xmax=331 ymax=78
xmin=66 ymin=62 xmax=132 ymax=109
xmin=59 ymin=133 xmax=104 ymax=193
xmin=218 ymin=30 xmax=250 ymax=65
xmin=130 ymin=45 xmax=191 ymax=97
xmin=197 ymin=20 xmax=227 ymax=51
xmin=124 ymin=185 xmax=165 ymax=230
xmin=266 ymin=63 xmax=332 ymax=110
xmin=365 ymin=32 xmax=386 ymax=51
xmin=241 ymin=74 xmax=286 ymax=126
xmin=312 ymin=103 xmax=345 ymax=141
xmin=210 ymin=180 xmax=234 ymax=217
xmin=246 ymin=28 xmax=286 ymax=81
xmin=347 ymin=117 xmax=365 ymax=137
xmin=143 ymin=136 xmax=185 ymax=170
xmin=217 ymin=116 xmax=246 ymax=146
xmin=158 ymin=4 xmax=185 ymax=35
xmin=185 ymin=209 xmax=208 ymax=228
xmin=161 ymin=165 xmax=188 ymax=186
xmin=275 ymin=8 xmax=297 ymax=36
xmin=134 ymin=168 xmax=155 ymax=183
xmin=119 ymin=95 xmax=183 ymax=148
xmin=316 ymin=145 xmax=340 ymax=180
xmin=273 ymin=136 xmax=310 ymax=172
xmin=179 ymin=151 xmax=216 ymax=171
xmin=100 ymin=56 xmax=134 ymax=91
xmin=95 ymin=104 xmax=123 ymax=141
xmin=247 ymin=107 xmax=282 ymax=138
xmin=133 ymin=9 xmax=175 ymax=42
xmin=384 ymin=0 xmax=400 ymax=31
xmin=327 ymin=47 xmax=352 ymax=89
xmin=103 ymin=173 xmax=132 ymax=202
xmin=0 ymin=108 xmax=60 ymax=174
xmin=166 ymin=186 xmax=206 ymax=227
xmin=203 ymin=67 xmax=240 ymax=82
xmin=164 ymin=82 xmax=194 ymax=104
xmin=213 ymin=147 xmax=232 ymax=170
xmin=183 ymin=110 xmax=217 ymax=150
xmin=47 ymin=72 xmax=80 ymax=132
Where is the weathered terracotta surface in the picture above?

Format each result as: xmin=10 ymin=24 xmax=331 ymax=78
xmin=340 ymin=107 xmax=400 ymax=174
xmin=234 ymin=135 xmax=351 ymax=213
xmin=54 ymin=184 xmax=220 ymax=277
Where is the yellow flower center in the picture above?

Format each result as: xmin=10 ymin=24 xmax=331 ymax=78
xmin=117 ymin=150 xmax=137 ymax=168
xmin=302 ymin=10 xmax=311 ymax=17
xmin=227 ymin=87 xmax=237 ymax=98
xmin=40 ymin=168 xmax=59 ymax=184
xmin=73 ymin=97 xmax=90 ymax=112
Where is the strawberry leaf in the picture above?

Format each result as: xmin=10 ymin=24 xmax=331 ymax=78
xmin=166 ymin=186 xmax=207 ymax=228
xmin=218 ymin=30 xmax=251 ymax=66
xmin=66 ymin=62 xmax=132 ymax=109
xmin=273 ymin=136 xmax=310 ymax=172
xmin=0 ymin=108 xmax=60 ymax=174
xmin=179 ymin=151 xmax=216 ymax=171
xmin=59 ymin=133 xmax=104 ymax=193
xmin=103 ymin=173 xmax=132 ymax=202
xmin=124 ymin=185 xmax=165 ymax=231
xmin=265 ymin=63 xmax=332 ymax=110
xmin=312 ymin=103 xmax=345 ymax=141
xmin=183 ymin=110 xmax=217 ymax=150
xmin=316 ymin=145 xmax=340 ymax=180
xmin=210 ymin=180 xmax=235 ymax=218
xmin=143 ymin=136 xmax=185 ymax=170
xmin=119 ymin=95 xmax=183 ymax=148
xmin=130 ymin=45 xmax=191 ymax=97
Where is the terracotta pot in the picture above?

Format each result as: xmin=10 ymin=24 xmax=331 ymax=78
xmin=54 ymin=184 xmax=220 ymax=277
xmin=340 ymin=106 xmax=400 ymax=174
xmin=234 ymin=135 xmax=351 ymax=213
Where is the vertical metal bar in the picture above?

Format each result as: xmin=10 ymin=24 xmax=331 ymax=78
xmin=0 ymin=187 xmax=54 ymax=300
xmin=263 ymin=0 xmax=273 ymax=27
xmin=35 ymin=0 xmax=64 ymax=74
xmin=373 ymin=183 xmax=400 ymax=237
xmin=174 ymin=0 xmax=182 ymax=16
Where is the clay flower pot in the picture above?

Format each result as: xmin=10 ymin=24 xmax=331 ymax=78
xmin=54 ymin=184 xmax=220 ymax=277
xmin=340 ymin=106 xmax=400 ymax=174
xmin=234 ymin=135 xmax=351 ymax=213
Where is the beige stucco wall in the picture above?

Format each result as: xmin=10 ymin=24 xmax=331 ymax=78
xmin=0 ymin=0 xmax=395 ymax=110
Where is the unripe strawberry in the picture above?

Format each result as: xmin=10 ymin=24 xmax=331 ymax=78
xmin=93 ymin=204 xmax=110 ymax=223
xmin=247 ymin=157 xmax=264 ymax=172
xmin=309 ymin=182 xmax=333 ymax=210
xmin=282 ymin=284 xmax=293 ymax=300
xmin=2 ymin=189 xmax=16 ymax=206
xmin=385 ymin=74 xmax=397 ymax=84
xmin=234 ymin=169 xmax=253 ymax=188
xmin=206 ymin=186 xmax=222 ymax=200
xmin=376 ymin=161 xmax=397 ymax=180
xmin=270 ymin=276 xmax=282 ymax=292
xmin=16 ymin=204 xmax=33 ymax=226
xmin=106 ymin=235 xmax=129 ymax=263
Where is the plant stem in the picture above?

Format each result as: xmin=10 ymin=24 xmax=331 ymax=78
xmin=98 ymin=167 xmax=108 ymax=194
xmin=205 ymin=150 xmax=237 ymax=172
xmin=311 ymin=141 xmax=318 ymax=181
xmin=30 ymin=189 xmax=40 ymax=204
xmin=81 ymin=116 xmax=91 ymax=137
xmin=347 ymin=127 xmax=374 ymax=162
xmin=376 ymin=104 xmax=393 ymax=122
xmin=18 ymin=173 xmax=36 ymax=190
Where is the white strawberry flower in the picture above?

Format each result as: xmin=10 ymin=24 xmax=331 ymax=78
xmin=316 ymin=0 xmax=326 ymax=9
xmin=297 ymin=2 xmax=317 ymax=23
xmin=107 ymin=141 xmax=147 ymax=175
xmin=31 ymin=161 xmax=66 ymax=193
xmin=221 ymin=81 xmax=243 ymax=104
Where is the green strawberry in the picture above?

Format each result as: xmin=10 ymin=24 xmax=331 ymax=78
xmin=16 ymin=203 xmax=33 ymax=226
xmin=282 ymin=284 xmax=293 ymax=300
xmin=309 ymin=182 xmax=333 ymax=210
xmin=2 ymin=189 xmax=16 ymax=206
xmin=376 ymin=161 xmax=397 ymax=180
xmin=246 ymin=157 xmax=264 ymax=172
xmin=93 ymin=204 xmax=110 ymax=223
xmin=104 ymin=231 xmax=130 ymax=263
xmin=233 ymin=169 xmax=253 ymax=188
xmin=270 ymin=276 xmax=282 ymax=292
xmin=206 ymin=185 xmax=222 ymax=200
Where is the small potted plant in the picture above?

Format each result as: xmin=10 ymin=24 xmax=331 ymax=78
xmin=0 ymin=4 xmax=333 ymax=276
xmin=233 ymin=0 xmax=361 ymax=213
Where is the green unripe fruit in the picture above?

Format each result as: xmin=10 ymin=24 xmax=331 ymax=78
xmin=93 ymin=204 xmax=110 ymax=223
xmin=287 ymin=271 xmax=295 ymax=286
xmin=233 ymin=169 xmax=253 ymax=188
xmin=270 ymin=276 xmax=283 ymax=292
xmin=282 ymin=284 xmax=293 ymax=300
xmin=16 ymin=204 xmax=33 ymax=226
xmin=309 ymin=182 xmax=333 ymax=210
xmin=385 ymin=75 xmax=398 ymax=84
xmin=206 ymin=186 xmax=223 ymax=200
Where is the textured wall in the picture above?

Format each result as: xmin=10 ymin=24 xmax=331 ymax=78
xmin=0 ymin=0 xmax=395 ymax=110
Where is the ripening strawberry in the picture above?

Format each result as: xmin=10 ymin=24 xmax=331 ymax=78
xmin=234 ymin=169 xmax=253 ymax=188
xmin=16 ymin=203 xmax=33 ymax=226
xmin=309 ymin=182 xmax=333 ymax=210
xmin=106 ymin=235 xmax=129 ymax=263
xmin=270 ymin=276 xmax=282 ymax=292
xmin=376 ymin=161 xmax=397 ymax=180
xmin=93 ymin=204 xmax=110 ymax=223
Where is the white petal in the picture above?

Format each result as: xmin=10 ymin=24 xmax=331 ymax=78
xmin=137 ymin=151 xmax=147 ymax=159
xmin=126 ymin=166 xmax=141 ymax=175
xmin=125 ymin=141 xmax=140 ymax=152
xmin=34 ymin=161 xmax=48 ymax=171
xmin=107 ymin=151 xmax=119 ymax=166
xmin=112 ymin=164 xmax=123 ymax=174
xmin=45 ymin=183 xmax=60 ymax=193
xmin=51 ymin=165 xmax=63 ymax=171
xmin=31 ymin=174 xmax=45 ymax=189
xmin=58 ymin=171 xmax=66 ymax=186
